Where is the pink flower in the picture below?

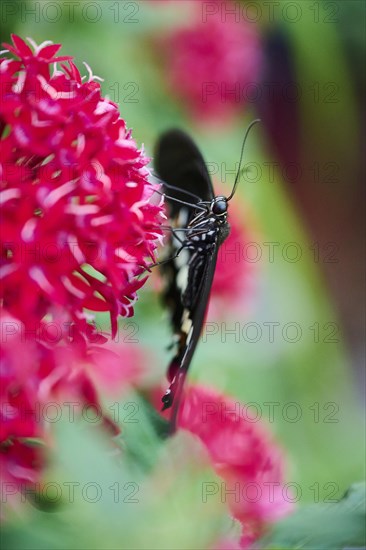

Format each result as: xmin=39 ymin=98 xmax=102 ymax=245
xmin=212 ymin=539 xmax=242 ymax=550
xmin=0 ymin=35 xmax=164 ymax=338
xmin=158 ymin=0 xmax=261 ymax=122
xmin=1 ymin=315 xmax=47 ymax=492
xmin=0 ymin=312 xmax=145 ymax=495
xmin=178 ymin=385 xmax=294 ymax=545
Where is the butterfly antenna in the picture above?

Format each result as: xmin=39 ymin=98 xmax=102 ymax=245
xmin=227 ymin=119 xmax=261 ymax=202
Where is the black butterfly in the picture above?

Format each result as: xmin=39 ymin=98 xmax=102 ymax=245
xmin=154 ymin=121 xmax=259 ymax=431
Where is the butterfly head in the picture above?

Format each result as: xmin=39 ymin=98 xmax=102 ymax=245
xmin=211 ymin=196 xmax=228 ymax=220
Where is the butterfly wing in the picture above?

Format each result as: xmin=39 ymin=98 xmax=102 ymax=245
xmin=154 ymin=129 xmax=218 ymax=428
xmin=155 ymin=129 xmax=214 ymax=215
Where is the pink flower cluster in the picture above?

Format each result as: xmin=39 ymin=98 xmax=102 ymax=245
xmin=157 ymin=0 xmax=261 ymax=123
xmin=179 ymin=386 xmax=294 ymax=546
xmin=1 ymin=34 xmax=164 ymax=338
xmin=0 ymin=311 xmax=146 ymax=492
xmin=0 ymin=35 xmax=163 ymax=495
xmin=1 ymin=35 xmax=292 ymax=548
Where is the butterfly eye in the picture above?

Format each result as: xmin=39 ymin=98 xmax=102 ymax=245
xmin=212 ymin=198 xmax=227 ymax=216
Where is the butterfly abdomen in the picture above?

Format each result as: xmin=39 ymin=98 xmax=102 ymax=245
xmin=218 ymin=221 xmax=230 ymax=245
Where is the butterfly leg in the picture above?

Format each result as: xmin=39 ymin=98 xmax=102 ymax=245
xmin=159 ymin=226 xmax=190 ymax=244
xmin=147 ymin=244 xmax=187 ymax=269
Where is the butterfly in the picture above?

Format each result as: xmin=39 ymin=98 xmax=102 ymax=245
xmin=154 ymin=120 xmax=260 ymax=431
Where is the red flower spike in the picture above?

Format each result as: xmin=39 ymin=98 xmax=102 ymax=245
xmin=0 ymin=35 xmax=165 ymax=338
xmin=0 ymin=35 xmax=160 ymax=505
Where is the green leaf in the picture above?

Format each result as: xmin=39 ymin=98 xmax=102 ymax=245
xmin=258 ymin=482 xmax=366 ymax=549
xmin=20 ymin=437 xmax=47 ymax=448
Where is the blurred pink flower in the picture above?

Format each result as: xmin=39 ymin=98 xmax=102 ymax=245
xmin=159 ymin=0 xmax=261 ymax=123
xmin=0 ymin=35 xmax=164 ymax=338
xmin=178 ymin=385 xmax=294 ymax=546
xmin=0 ymin=311 xmax=145 ymax=496
xmin=212 ymin=539 xmax=242 ymax=550
xmin=1 ymin=314 xmax=48 ymax=493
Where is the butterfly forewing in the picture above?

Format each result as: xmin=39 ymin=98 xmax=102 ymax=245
xmin=155 ymin=129 xmax=214 ymax=212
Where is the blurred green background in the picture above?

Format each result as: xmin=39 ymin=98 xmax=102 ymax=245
xmin=1 ymin=0 xmax=365 ymax=548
